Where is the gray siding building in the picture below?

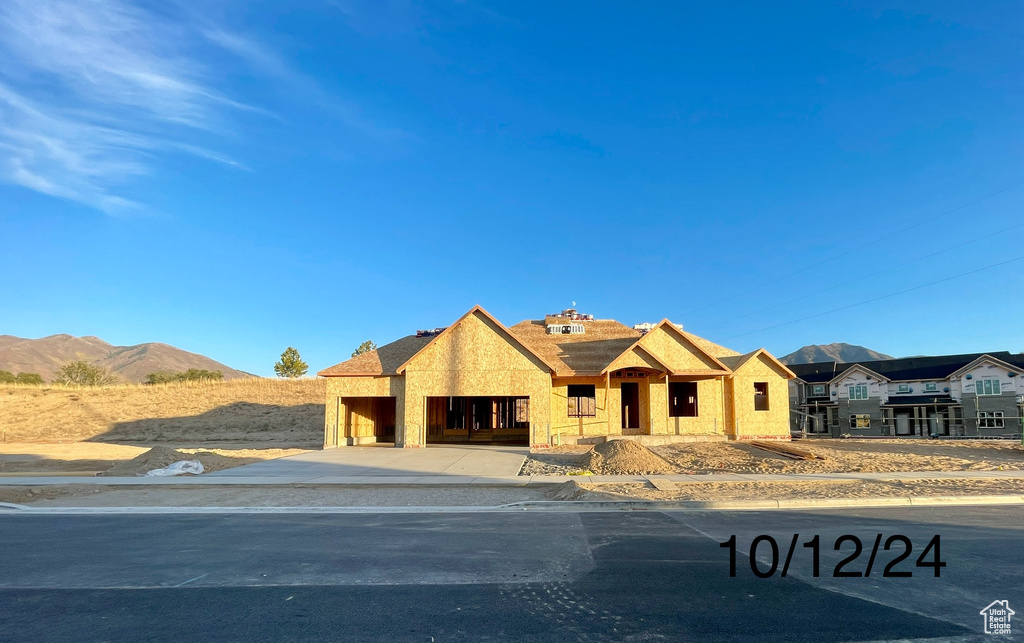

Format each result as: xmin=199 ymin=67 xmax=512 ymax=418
xmin=789 ymin=352 xmax=1024 ymax=438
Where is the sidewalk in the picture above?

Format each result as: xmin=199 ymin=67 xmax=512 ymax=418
xmin=1 ymin=469 xmax=1022 ymax=486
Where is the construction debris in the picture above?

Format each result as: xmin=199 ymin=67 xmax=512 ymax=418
xmin=749 ymin=440 xmax=827 ymax=461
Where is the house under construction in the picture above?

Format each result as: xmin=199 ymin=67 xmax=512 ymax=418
xmin=317 ymin=306 xmax=795 ymax=448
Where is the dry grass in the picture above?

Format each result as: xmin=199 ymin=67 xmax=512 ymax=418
xmin=0 ymin=378 xmax=326 ymax=444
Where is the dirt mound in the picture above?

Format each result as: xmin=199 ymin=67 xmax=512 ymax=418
xmin=547 ymin=480 xmax=591 ymax=501
xmin=579 ymin=440 xmax=675 ymax=475
xmin=101 ymin=447 xmax=253 ymax=476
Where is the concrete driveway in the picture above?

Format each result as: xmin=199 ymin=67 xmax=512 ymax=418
xmin=207 ymin=444 xmax=529 ymax=479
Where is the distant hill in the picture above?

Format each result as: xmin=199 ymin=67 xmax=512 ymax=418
xmin=0 ymin=334 xmax=252 ymax=383
xmin=780 ymin=343 xmax=893 ymax=365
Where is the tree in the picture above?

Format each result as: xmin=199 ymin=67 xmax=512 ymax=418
xmin=0 ymin=371 xmax=42 ymax=385
xmin=274 ymin=347 xmax=308 ymax=378
xmin=145 ymin=369 xmax=224 ymax=385
xmin=351 ymin=340 xmax=377 ymax=358
xmin=52 ymin=361 xmax=119 ymax=386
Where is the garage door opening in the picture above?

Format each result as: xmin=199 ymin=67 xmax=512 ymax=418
xmin=330 ymin=397 xmax=396 ymax=446
xmin=426 ymin=396 xmax=529 ymax=445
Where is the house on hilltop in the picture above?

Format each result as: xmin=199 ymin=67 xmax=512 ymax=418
xmin=318 ymin=306 xmax=795 ymax=448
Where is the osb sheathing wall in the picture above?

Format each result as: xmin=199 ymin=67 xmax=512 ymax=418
xmin=650 ymin=376 xmax=727 ymax=436
xmin=639 ymin=326 xmax=722 ymax=371
xmin=727 ymin=355 xmax=791 ymax=438
xmin=324 ymin=376 xmax=405 ymax=446
xmin=400 ymin=311 xmax=552 ymax=447
xmin=550 ymin=376 xmax=652 ymax=438
xmin=605 ymin=347 xmax=665 ymax=373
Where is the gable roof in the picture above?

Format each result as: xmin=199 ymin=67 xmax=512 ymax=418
xmin=321 ymin=309 xmax=746 ymax=379
xmin=317 ymin=334 xmax=432 ymax=377
xmin=601 ymin=319 xmax=732 ymax=376
xmin=720 ymin=349 xmax=797 ymax=379
xmin=508 ymin=318 xmax=740 ymax=377
xmin=789 ymin=351 xmax=1024 ymax=383
xmin=830 ymin=364 xmax=889 ymax=385
xmin=395 ymin=305 xmax=557 ymax=374
xmin=508 ymin=319 xmax=642 ymax=376
xmin=949 ymin=354 xmax=1021 ymax=378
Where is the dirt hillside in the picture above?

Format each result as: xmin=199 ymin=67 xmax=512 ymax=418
xmin=0 ymin=378 xmax=325 ymax=444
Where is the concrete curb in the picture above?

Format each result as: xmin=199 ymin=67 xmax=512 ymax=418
xmin=2 ymin=494 xmax=1022 ymax=515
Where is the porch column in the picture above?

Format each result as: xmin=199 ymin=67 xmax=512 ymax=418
xmin=606 ymin=372 xmax=612 ymax=436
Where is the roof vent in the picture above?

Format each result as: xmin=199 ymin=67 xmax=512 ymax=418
xmin=416 ymin=327 xmax=447 ymax=337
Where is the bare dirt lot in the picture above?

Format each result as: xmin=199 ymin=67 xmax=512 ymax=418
xmin=557 ymin=478 xmax=1024 ymax=502
xmin=0 ymin=442 xmax=310 ymax=476
xmin=522 ymin=439 xmax=1024 ymax=476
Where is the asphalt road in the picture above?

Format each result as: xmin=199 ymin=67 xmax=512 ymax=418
xmin=0 ymin=506 xmax=1019 ymax=642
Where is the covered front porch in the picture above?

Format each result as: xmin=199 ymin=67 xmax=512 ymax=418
xmin=552 ymin=368 xmax=728 ymax=443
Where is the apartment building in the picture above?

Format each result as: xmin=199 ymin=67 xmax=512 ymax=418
xmin=789 ymin=352 xmax=1024 ymax=437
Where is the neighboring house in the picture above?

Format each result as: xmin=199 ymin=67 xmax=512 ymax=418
xmin=789 ymin=352 xmax=1024 ymax=437
xmin=318 ymin=306 xmax=795 ymax=448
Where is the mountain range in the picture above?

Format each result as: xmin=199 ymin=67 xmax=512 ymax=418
xmin=779 ymin=343 xmax=893 ymax=365
xmin=0 ymin=334 xmax=251 ymax=383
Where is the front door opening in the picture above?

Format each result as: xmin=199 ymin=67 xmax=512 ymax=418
xmin=426 ymin=396 xmax=529 ymax=445
xmin=621 ymin=382 xmax=640 ymax=430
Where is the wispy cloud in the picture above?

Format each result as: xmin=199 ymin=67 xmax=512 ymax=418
xmin=0 ymin=0 xmax=256 ymax=213
xmin=201 ymin=27 xmax=409 ymax=143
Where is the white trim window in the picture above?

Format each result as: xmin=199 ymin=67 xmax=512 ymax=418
xmin=976 ymin=379 xmax=1001 ymax=396
xmin=925 ymin=383 xmax=938 ymax=392
xmin=897 ymin=384 xmax=910 ymax=394
xmin=848 ymin=384 xmax=869 ymax=400
xmin=978 ymin=411 xmax=1004 ymax=429
xmin=809 ymin=384 xmax=826 ymax=396
xmin=850 ymin=414 xmax=871 ymax=428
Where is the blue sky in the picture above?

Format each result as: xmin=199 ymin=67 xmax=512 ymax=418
xmin=1 ymin=0 xmax=1022 ymax=376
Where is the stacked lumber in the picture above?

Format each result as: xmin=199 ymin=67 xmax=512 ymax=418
xmin=749 ymin=440 xmax=826 ymax=461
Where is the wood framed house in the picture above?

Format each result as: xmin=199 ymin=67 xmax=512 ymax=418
xmin=318 ymin=306 xmax=795 ymax=448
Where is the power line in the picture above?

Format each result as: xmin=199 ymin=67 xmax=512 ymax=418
xmin=682 ymin=178 xmax=1024 ymax=317
xmin=719 ymin=254 xmax=1024 ymax=341
xmin=732 ymin=219 xmax=1024 ymax=322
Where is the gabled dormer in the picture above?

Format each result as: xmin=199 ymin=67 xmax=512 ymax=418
xmin=950 ymin=355 xmax=1020 ymax=399
xmin=829 ymin=364 xmax=890 ymax=402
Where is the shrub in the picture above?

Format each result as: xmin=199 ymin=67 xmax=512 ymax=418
xmin=52 ymin=361 xmax=119 ymax=386
xmin=144 ymin=369 xmax=223 ymax=385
